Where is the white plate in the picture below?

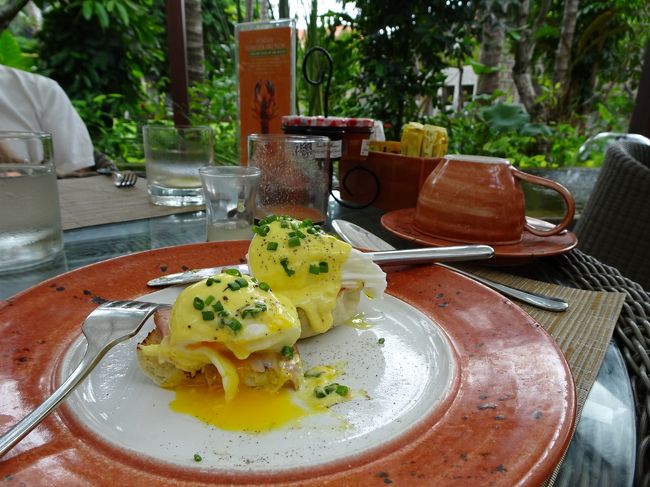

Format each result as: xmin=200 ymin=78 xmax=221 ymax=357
xmin=62 ymin=289 xmax=456 ymax=471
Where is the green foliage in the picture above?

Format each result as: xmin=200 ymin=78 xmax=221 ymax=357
xmin=188 ymin=72 xmax=239 ymax=165
xmin=429 ymin=98 xmax=608 ymax=169
xmin=349 ymin=0 xmax=478 ymax=138
xmin=34 ymin=0 xmax=166 ymax=162
xmin=0 ymin=29 xmax=33 ymax=69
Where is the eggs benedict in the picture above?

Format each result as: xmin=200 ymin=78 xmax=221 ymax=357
xmin=137 ymin=270 xmax=303 ymax=401
xmin=247 ymin=215 xmax=386 ymax=338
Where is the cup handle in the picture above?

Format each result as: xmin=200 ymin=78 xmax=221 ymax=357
xmin=512 ymin=168 xmax=576 ymax=237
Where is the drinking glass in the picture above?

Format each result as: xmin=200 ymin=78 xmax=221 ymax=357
xmin=0 ymin=131 xmax=63 ymax=270
xmin=199 ymin=166 xmax=261 ymax=241
xmin=247 ymin=134 xmax=330 ymax=223
xmin=143 ymin=125 xmax=214 ymax=206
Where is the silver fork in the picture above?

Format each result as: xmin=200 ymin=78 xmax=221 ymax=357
xmin=0 ymin=300 xmax=164 ymax=457
xmin=113 ymin=170 xmax=138 ymax=188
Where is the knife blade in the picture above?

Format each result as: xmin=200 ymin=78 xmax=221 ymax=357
xmin=147 ymin=263 xmax=250 ymax=287
xmin=146 ymin=245 xmax=495 ymax=287
xmin=331 ymin=219 xmax=569 ymax=312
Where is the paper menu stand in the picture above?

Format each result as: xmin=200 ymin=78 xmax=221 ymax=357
xmin=235 ymin=19 xmax=296 ymax=165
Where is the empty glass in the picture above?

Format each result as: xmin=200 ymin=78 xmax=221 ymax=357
xmin=199 ymin=166 xmax=261 ymax=241
xmin=143 ymin=125 xmax=214 ymax=206
xmin=247 ymin=134 xmax=331 ymax=223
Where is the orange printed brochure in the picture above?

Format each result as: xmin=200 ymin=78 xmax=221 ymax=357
xmin=237 ymin=24 xmax=294 ymax=164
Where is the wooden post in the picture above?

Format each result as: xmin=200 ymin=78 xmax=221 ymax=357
xmin=165 ymin=0 xmax=190 ymax=127
xmin=629 ymin=40 xmax=650 ymax=138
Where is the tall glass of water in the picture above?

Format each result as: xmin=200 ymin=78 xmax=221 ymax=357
xmin=143 ymin=125 xmax=214 ymax=206
xmin=0 ymin=131 xmax=63 ymax=270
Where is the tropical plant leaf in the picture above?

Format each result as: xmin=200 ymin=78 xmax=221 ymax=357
xmin=520 ymin=123 xmax=552 ymax=136
xmin=0 ymin=30 xmax=27 ymax=69
xmin=469 ymin=59 xmax=499 ymax=75
xmin=533 ymin=24 xmax=559 ymax=39
xmin=481 ymin=103 xmax=530 ymax=131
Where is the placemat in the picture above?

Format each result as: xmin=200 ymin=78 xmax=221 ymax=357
xmin=58 ymin=176 xmax=204 ymax=230
xmin=462 ymin=265 xmax=626 ymax=486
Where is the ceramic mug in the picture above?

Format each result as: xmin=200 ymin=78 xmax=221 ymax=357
xmin=413 ymin=154 xmax=575 ymax=245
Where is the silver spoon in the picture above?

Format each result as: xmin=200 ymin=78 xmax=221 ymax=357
xmin=331 ymin=219 xmax=569 ymax=312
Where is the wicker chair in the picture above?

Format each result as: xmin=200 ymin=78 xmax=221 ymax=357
xmin=574 ymin=141 xmax=650 ymax=291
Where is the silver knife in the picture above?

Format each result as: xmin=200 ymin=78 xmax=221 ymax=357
xmin=331 ymin=219 xmax=569 ymax=312
xmin=147 ymin=245 xmax=495 ymax=287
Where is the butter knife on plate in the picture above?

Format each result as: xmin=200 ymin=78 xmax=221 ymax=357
xmin=147 ymin=245 xmax=495 ymax=287
xmin=331 ymin=219 xmax=569 ymax=312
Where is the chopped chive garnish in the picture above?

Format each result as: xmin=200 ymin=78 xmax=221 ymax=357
xmin=253 ymin=224 xmax=270 ymax=236
xmin=314 ymin=386 xmax=327 ymax=399
xmin=313 ymin=382 xmax=349 ymax=398
xmin=227 ymin=281 xmax=241 ymax=291
xmin=202 ymin=310 xmax=215 ymax=320
xmin=212 ymin=301 xmax=224 ymax=312
xmin=267 ymin=242 xmax=278 ymax=251
xmin=300 ymin=218 xmax=313 ymax=227
xmin=259 ymin=215 xmax=277 ymax=225
xmin=319 ymin=261 xmax=329 ymax=273
xmin=304 ymin=368 xmax=323 ymax=378
xmin=287 ymin=236 xmax=300 ymax=247
xmin=335 ymin=385 xmax=349 ymax=396
xmin=280 ymin=221 xmax=289 ymax=228
xmin=224 ymin=318 xmax=242 ymax=334
xmin=281 ymin=345 xmax=294 ymax=359
xmin=193 ymin=297 xmax=204 ymax=310
xmin=206 ymin=278 xmax=214 ymax=286
xmin=204 ymin=295 xmax=215 ymax=306
xmin=193 ymin=454 xmax=202 ymax=462
xmin=235 ymin=277 xmax=248 ymax=288
xmin=258 ymin=282 xmax=270 ymax=291
xmin=378 ymin=337 xmax=385 ymax=345
xmin=240 ymin=302 xmax=266 ymax=318
xmin=280 ymin=258 xmax=295 ymax=276
xmin=225 ymin=268 xmax=241 ymax=277
xmin=309 ymin=264 xmax=320 ymax=275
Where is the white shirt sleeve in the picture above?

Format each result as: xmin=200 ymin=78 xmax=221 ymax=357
xmin=36 ymin=79 xmax=95 ymax=175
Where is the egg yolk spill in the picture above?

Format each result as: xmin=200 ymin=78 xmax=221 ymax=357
xmin=169 ymin=364 xmax=354 ymax=433
xmin=170 ymin=386 xmax=308 ymax=432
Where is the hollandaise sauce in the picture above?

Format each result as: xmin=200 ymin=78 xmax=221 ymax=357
xmin=248 ymin=215 xmax=352 ymax=336
xmin=169 ymin=363 xmax=353 ymax=433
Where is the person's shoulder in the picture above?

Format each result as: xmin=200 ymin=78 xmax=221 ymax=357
xmin=0 ymin=64 xmax=61 ymax=93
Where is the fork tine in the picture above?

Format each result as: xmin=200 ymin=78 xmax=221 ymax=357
xmin=100 ymin=300 xmax=158 ymax=310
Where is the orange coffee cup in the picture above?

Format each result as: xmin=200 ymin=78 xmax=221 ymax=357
xmin=414 ymin=155 xmax=575 ymax=245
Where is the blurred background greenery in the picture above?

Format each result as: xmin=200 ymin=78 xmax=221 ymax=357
xmin=0 ymin=0 xmax=648 ymax=169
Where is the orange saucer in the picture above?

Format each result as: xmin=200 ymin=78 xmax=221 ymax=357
xmin=382 ymin=208 xmax=578 ymax=265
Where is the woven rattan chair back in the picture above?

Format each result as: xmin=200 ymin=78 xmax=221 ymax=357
xmin=574 ymin=141 xmax=650 ymax=290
